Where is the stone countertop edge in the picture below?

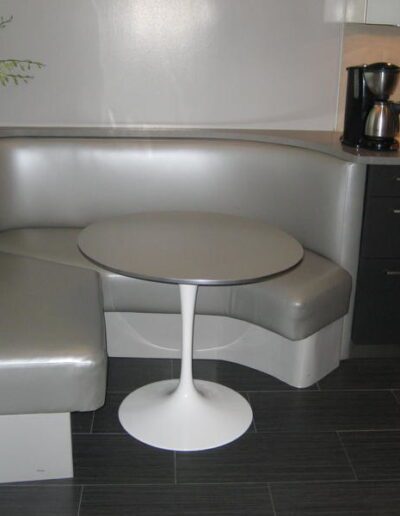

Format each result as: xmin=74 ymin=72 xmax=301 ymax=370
xmin=0 ymin=127 xmax=400 ymax=165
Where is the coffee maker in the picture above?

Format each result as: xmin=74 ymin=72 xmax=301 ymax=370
xmin=342 ymin=62 xmax=400 ymax=151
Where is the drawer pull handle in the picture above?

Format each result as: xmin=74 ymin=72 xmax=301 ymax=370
xmin=393 ymin=209 xmax=400 ymax=214
xmin=385 ymin=270 xmax=400 ymax=276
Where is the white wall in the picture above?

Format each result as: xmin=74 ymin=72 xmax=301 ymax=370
xmin=0 ymin=0 xmax=346 ymax=129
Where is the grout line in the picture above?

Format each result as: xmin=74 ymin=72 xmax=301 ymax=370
xmin=77 ymin=485 xmax=84 ymax=516
xmin=157 ymin=478 xmax=400 ymax=486
xmin=101 ymin=388 xmax=332 ymax=396
xmin=89 ymin=411 xmax=96 ymax=434
xmin=9 ymin=478 xmax=400 ymax=489
xmin=312 ymin=388 xmax=400 ymax=393
xmin=239 ymin=388 xmax=400 ymax=394
xmin=9 ymin=478 xmax=400 ymax=488
xmin=251 ymin=429 xmax=400 ymax=435
xmin=81 ymin=431 xmax=126 ymax=435
xmin=174 ymin=452 xmax=177 ymax=485
xmin=391 ymin=389 xmax=400 ymax=405
xmin=336 ymin=431 xmax=358 ymax=481
xmin=267 ymin=484 xmax=278 ymax=516
xmin=336 ymin=428 xmax=400 ymax=434
xmin=78 ymin=428 xmax=400 ymax=436
xmin=241 ymin=389 xmax=313 ymax=393
xmin=268 ymin=478 xmax=400 ymax=485
xmin=104 ymin=387 xmax=400 ymax=394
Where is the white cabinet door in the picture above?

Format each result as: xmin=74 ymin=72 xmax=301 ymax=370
xmin=366 ymin=0 xmax=400 ymax=25
xmin=346 ymin=0 xmax=400 ymax=25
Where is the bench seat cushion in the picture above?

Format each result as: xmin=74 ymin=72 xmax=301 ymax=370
xmin=0 ymin=228 xmax=352 ymax=340
xmin=230 ymin=251 xmax=352 ymax=340
xmin=0 ymin=251 xmax=107 ymax=415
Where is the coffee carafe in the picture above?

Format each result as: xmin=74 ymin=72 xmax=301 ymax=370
xmin=342 ymin=62 xmax=400 ymax=151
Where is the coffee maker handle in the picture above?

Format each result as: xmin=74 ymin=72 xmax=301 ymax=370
xmin=391 ymin=103 xmax=400 ymax=134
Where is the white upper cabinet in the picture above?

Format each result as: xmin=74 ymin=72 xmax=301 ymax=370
xmin=346 ymin=0 xmax=400 ymax=25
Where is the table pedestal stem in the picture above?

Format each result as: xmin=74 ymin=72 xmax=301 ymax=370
xmin=175 ymin=284 xmax=198 ymax=398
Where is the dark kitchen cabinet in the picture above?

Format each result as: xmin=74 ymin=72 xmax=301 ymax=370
xmin=352 ymin=165 xmax=400 ymax=346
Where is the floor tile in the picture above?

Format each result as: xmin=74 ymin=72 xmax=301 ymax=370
xmin=6 ymin=357 xmax=400 ymax=513
xmin=107 ymin=358 xmax=172 ymax=392
xmin=0 ymin=486 xmax=81 ymax=516
xmin=339 ymin=430 xmax=400 ymax=480
xmin=319 ymin=358 xmax=400 ymax=390
xmin=92 ymin=393 xmax=127 ymax=434
xmin=172 ymin=359 xmax=317 ymax=391
xmin=393 ymin=390 xmax=400 ymax=404
xmin=80 ymin=484 xmax=274 ymax=515
xmin=249 ymin=390 xmax=400 ymax=432
xmin=176 ymin=432 xmax=354 ymax=484
xmin=72 ymin=434 xmax=174 ymax=485
xmin=71 ymin=411 xmax=94 ymax=433
xmin=271 ymin=480 xmax=400 ymax=515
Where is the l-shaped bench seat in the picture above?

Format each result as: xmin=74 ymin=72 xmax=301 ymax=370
xmin=0 ymin=136 xmax=364 ymax=384
xmin=0 ymin=251 xmax=107 ymax=483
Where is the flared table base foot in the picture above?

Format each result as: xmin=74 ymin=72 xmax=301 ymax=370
xmin=118 ymin=379 xmax=253 ymax=451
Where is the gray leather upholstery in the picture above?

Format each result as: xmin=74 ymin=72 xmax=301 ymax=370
xmin=0 ymin=137 xmax=363 ymax=348
xmin=0 ymin=252 xmax=107 ymax=415
xmin=230 ymin=251 xmax=352 ymax=340
xmin=0 ymin=138 xmax=363 ymax=269
xmin=0 ymin=228 xmax=351 ymax=340
xmin=0 ymin=228 xmax=231 ymax=316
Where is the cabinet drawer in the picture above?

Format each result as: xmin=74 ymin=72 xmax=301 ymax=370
xmin=361 ymin=197 xmax=400 ymax=258
xmin=368 ymin=165 xmax=400 ymax=197
xmin=352 ymin=259 xmax=400 ymax=346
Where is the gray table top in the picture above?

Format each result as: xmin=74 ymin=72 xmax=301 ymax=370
xmin=78 ymin=211 xmax=304 ymax=286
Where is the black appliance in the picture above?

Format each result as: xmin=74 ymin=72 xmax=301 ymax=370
xmin=341 ymin=62 xmax=400 ymax=151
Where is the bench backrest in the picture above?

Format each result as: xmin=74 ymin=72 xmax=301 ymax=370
xmin=0 ymin=137 xmax=366 ymax=271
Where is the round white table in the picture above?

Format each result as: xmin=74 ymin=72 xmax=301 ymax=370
xmin=78 ymin=211 xmax=303 ymax=451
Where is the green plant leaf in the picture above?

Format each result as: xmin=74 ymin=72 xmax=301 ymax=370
xmin=0 ymin=15 xmax=45 ymax=86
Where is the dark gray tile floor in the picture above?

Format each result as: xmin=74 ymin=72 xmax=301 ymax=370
xmin=3 ymin=357 xmax=400 ymax=515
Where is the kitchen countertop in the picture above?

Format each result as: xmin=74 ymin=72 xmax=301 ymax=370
xmin=1 ymin=127 xmax=400 ymax=165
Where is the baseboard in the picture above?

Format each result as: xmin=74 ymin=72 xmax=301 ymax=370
xmin=105 ymin=312 xmax=343 ymax=388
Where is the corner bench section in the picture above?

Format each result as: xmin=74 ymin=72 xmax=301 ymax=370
xmin=0 ymin=252 xmax=107 ymax=483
